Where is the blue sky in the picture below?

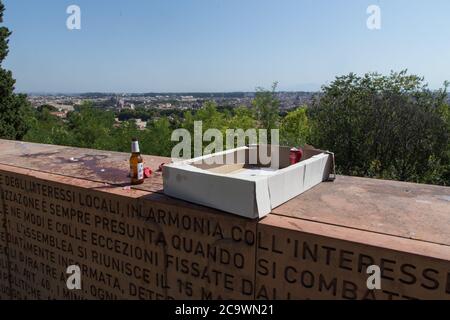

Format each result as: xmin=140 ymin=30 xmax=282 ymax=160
xmin=2 ymin=0 xmax=450 ymax=93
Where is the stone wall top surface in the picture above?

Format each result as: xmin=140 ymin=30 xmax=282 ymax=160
xmin=1 ymin=139 xmax=449 ymax=252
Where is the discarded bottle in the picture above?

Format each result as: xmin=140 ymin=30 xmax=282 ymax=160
xmin=130 ymin=138 xmax=144 ymax=185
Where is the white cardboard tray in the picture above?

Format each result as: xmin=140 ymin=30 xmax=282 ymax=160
xmin=163 ymin=145 xmax=334 ymax=219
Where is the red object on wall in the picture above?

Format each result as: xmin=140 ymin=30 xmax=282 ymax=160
xmin=289 ymin=147 xmax=303 ymax=165
xmin=144 ymin=167 xmax=153 ymax=178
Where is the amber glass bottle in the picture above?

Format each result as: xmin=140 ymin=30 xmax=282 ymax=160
xmin=130 ymin=138 xmax=144 ymax=185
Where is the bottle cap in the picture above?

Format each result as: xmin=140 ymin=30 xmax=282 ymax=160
xmin=131 ymin=139 xmax=140 ymax=153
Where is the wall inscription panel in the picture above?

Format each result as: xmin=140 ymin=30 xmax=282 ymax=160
xmin=0 ymin=170 xmax=257 ymax=300
xmin=0 ymin=166 xmax=449 ymax=300
xmin=0 ymin=173 xmax=10 ymax=299
xmin=255 ymin=218 xmax=450 ymax=300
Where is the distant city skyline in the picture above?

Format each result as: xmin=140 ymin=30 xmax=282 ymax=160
xmin=3 ymin=0 xmax=450 ymax=93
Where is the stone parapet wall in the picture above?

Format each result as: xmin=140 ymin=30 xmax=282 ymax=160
xmin=0 ymin=140 xmax=449 ymax=300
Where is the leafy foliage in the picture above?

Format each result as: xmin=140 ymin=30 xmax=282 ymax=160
xmin=0 ymin=2 xmax=32 ymax=140
xmin=252 ymin=82 xmax=280 ymax=133
xmin=17 ymin=71 xmax=450 ymax=186
xmin=309 ymin=71 xmax=449 ymax=185
xmin=280 ymin=107 xmax=310 ymax=147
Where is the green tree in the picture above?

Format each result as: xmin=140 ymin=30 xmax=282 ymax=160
xmin=23 ymin=108 xmax=72 ymax=146
xmin=194 ymin=101 xmax=227 ymax=132
xmin=228 ymin=106 xmax=256 ymax=131
xmin=37 ymin=104 xmax=58 ymax=112
xmin=252 ymin=82 xmax=280 ymax=133
xmin=66 ymin=101 xmax=115 ymax=149
xmin=100 ymin=120 xmax=141 ymax=152
xmin=181 ymin=101 xmax=228 ymax=153
xmin=436 ymin=100 xmax=450 ymax=183
xmin=309 ymin=71 xmax=450 ymax=185
xmin=141 ymin=118 xmax=173 ymax=157
xmin=0 ymin=1 xmax=31 ymax=140
xmin=280 ymin=106 xmax=310 ymax=147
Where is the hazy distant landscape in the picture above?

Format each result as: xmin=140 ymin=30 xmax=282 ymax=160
xmin=16 ymin=72 xmax=450 ymax=188
xmin=27 ymin=91 xmax=318 ymax=114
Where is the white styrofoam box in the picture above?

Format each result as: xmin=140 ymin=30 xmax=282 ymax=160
xmin=163 ymin=146 xmax=333 ymax=219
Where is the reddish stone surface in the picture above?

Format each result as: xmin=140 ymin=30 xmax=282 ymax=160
xmin=256 ymin=215 xmax=450 ymax=300
xmin=271 ymin=175 xmax=450 ymax=246
xmin=0 ymin=139 xmax=449 ymax=300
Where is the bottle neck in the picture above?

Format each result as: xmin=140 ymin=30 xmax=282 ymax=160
xmin=131 ymin=141 xmax=140 ymax=153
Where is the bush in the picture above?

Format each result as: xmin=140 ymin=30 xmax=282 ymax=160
xmin=308 ymin=71 xmax=450 ymax=185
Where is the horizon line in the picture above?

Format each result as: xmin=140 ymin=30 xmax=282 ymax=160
xmin=22 ymin=90 xmax=323 ymax=95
